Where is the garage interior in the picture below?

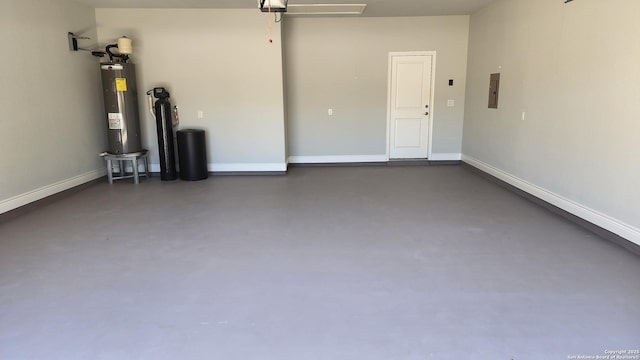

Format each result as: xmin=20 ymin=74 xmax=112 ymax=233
xmin=1 ymin=0 xmax=639 ymax=359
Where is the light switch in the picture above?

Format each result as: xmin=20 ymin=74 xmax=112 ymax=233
xmin=197 ymin=111 xmax=204 ymax=119
xmin=328 ymin=109 xmax=333 ymax=116
xmin=447 ymin=100 xmax=455 ymax=107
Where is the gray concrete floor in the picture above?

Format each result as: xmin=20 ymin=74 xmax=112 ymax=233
xmin=0 ymin=166 xmax=638 ymax=360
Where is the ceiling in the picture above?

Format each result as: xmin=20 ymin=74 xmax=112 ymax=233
xmin=76 ymin=0 xmax=496 ymax=17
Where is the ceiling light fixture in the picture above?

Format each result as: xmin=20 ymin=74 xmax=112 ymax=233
xmin=286 ymin=4 xmax=367 ymax=16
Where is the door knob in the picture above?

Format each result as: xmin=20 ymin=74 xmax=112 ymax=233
xmin=424 ymin=112 xmax=429 ymax=116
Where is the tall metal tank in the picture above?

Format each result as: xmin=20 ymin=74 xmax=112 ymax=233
xmin=100 ymin=62 xmax=142 ymax=154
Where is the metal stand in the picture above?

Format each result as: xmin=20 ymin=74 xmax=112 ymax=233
xmin=100 ymin=150 xmax=150 ymax=184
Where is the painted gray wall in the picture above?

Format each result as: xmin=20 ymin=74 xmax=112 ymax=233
xmin=284 ymin=16 xmax=470 ymax=158
xmin=463 ymin=0 xmax=640 ymax=229
xmin=95 ymin=9 xmax=287 ymax=170
xmin=0 ymin=0 xmax=105 ymax=208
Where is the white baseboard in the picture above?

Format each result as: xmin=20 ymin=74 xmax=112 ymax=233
xmin=462 ymin=155 xmax=640 ymax=246
xmin=0 ymin=168 xmax=107 ymax=215
xmin=288 ymin=155 xmax=388 ymax=164
xmin=429 ymin=153 xmax=462 ymax=161
xmin=288 ymin=154 xmax=461 ymax=163
xmin=148 ymin=163 xmax=287 ymax=173
xmin=210 ymin=163 xmax=287 ymax=172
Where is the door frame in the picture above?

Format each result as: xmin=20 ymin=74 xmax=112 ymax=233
xmin=386 ymin=51 xmax=437 ymax=160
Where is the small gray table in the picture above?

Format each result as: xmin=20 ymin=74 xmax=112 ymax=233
xmin=100 ymin=150 xmax=150 ymax=184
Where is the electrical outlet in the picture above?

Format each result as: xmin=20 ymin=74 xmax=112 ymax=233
xmin=328 ymin=109 xmax=333 ymax=116
xmin=197 ymin=111 xmax=204 ymax=119
xmin=447 ymin=100 xmax=455 ymax=107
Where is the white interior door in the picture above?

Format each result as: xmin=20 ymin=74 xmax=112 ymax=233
xmin=388 ymin=54 xmax=433 ymax=159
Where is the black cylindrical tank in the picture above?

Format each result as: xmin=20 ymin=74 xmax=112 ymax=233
xmin=100 ymin=63 xmax=142 ymax=154
xmin=177 ymin=129 xmax=208 ymax=181
xmin=154 ymin=90 xmax=177 ymax=181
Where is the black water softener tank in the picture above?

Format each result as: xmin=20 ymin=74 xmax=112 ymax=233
xmin=177 ymin=129 xmax=208 ymax=181
xmin=152 ymin=87 xmax=177 ymax=181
